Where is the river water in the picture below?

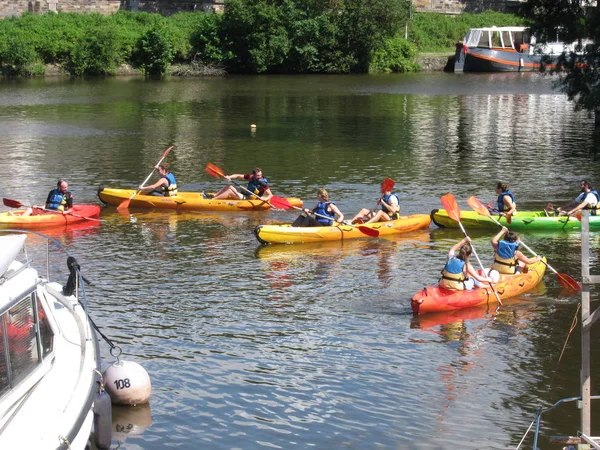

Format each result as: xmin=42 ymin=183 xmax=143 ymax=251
xmin=0 ymin=72 xmax=599 ymax=449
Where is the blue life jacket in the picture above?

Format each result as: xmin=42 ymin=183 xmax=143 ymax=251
xmin=161 ymin=172 xmax=178 ymax=197
xmin=46 ymin=188 xmax=69 ymax=211
xmin=247 ymin=176 xmax=268 ymax=198
xmin=381 ymin=193 xmax=400 ymax=218
xmin=497 ymin=190 xmax=515 ymax=212
xmin=439 ymin=256 xmax=468 ymax=290
xmin=313 ymin=201 xmax=335 ymax=226
xmin=492 ymin=240 xmax=519 ymax=274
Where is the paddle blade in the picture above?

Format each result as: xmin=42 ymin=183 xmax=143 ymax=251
xmin=440 ymin=193 xmax=461 ymax=222
xmin=467 ymin=196 xmax=491 ymax=217
xmin=269 ymin=196 xmax=294 ymax=210
xmin=357 ymin=225 xmax=379 ymax=237
xmin=162 ymin=145 xmax=175 ymax=160
xmin=3 ymin=198 xmax=24 ymax=209
xmin=205 ymin=163 xmax=225 ymax=179
xmin=116 ymin=199 xmax=131 ymax=211
xmin=381 ymin=178 xmax=395 ymax=192
xmin=556 ymin=273 xmax=582 ymax=291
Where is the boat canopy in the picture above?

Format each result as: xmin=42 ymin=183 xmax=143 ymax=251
xmin=462 ymin=27 xmax=531 ymax=50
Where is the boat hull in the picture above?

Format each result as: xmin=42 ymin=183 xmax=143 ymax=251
xmin=254 ymin=214 xmax=431 ymax=244
xmin=461 ymin=48 xmax=551 ymax=72
xmin=98 ymin=187 xmax=303 ymax=211
xmin=411 ymin=258 xmax=546 ymax=314
xmin=0 ymin=204 xmax=100 ymax=229
xmin=430 ymin=209 xmax=599 ymax=231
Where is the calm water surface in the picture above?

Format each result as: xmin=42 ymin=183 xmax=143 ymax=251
xmin=0 ymin=72 xmax=599 ymax=449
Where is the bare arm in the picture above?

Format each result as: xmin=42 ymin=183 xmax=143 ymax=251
xmin=515 ymin=250 xmax=541 ymax=265
xmin=491 ymin=226 xmax=508 ymax=250
xmin=140 ymin=178 xmax=167 ymax=191
xmin=328 ymin=204 xmax=344 ymax=222
xmin=448 ymin=237 xmax=470 ymax=257
xmin=466 ymin=263 xmax=494 ymax=283
xmin=502 ymin=196 xmax=516 ymax=216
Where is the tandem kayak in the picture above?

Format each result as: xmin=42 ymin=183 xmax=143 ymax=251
xmin=254 ymin=214 xmax=431 ymax=244
xmin=430 ymin=208 xmax=600 ymax=231
xmin=97 ymin=187 xmax=303 ymax=211
xmin=411 ymin=258 xmax=546 ymax=314
xmin=0 ymin=204 xmax=101 ymax=229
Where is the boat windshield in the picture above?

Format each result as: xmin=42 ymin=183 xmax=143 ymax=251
xmin=463 ymin=27 xmax=531 ymax=50
xmin=0 ymin=293 xmax=54 ymax=396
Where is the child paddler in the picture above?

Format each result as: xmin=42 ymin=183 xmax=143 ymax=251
xmin=491 ymin=226 xmax=541 ymax=274
xmin=439 ymin=237 xmax=494 ymax=290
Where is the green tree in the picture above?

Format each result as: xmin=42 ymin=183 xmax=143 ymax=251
xmin=521 ymin=0 xmax=600 ymax=112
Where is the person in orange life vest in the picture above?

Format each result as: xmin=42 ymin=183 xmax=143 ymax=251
xmin=349 ymin=181 xmax=400 ymax=225
xmin=491 ymin=226 xmax=541 ymax=274
xmin=439 ymin=237 xmax=494 ymax=290
xmin=22 ymin=179 xmax=73 ymax=217
xmin=211 ymin=167 xmax=273 ymax=201
xmin=139 ymin=163 xmax=178 ymax=197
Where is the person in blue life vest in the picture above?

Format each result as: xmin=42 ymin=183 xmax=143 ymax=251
xmin=22 ymin=179 xmax=73 ymax=216
xmin=211 ymin=167 xmax=273 ymax=201
xmin=139 ymin=163 xmax=178 ymax=197
xmin=491 ymin=226 xmax=541 ymax=274
xmin=439 ymin=237 xmax=495 ymax=290
xmin=557 ymin=179 xmax=599 ymax=216
xmin=493 ymin=182 xmax=516 ymax=217
xmin=349 ymin=180 xmax=400 ymax=225
xmin=291 ymin=188 xmax=344 ymax=227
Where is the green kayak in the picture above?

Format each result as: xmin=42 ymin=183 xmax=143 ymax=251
xmin=431 ymin=208 xmax=600 ymax=231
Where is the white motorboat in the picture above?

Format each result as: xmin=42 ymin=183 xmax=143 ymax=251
xmin=0 ymin=231 xmax=109 ymax=449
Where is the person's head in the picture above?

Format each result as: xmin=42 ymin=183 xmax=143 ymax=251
xmin=504 ymin=231 xmax=519 ymax=243
xmin=317 ymin=188 xmax=330 ymax=202
xmin=496 ymin=182 xmax=510 ymax=193
xmin=158 ymin=163 xmax=169 ymax=175
xmin=457 ymin=243 xmax=473 ymax=261
xmin=252 ymin=168 xmax=263 ymax=178
xmin=57 ymin=179 xmax=68 ymax=192
xmin=580 ymin=179 xmax=592 ymax=192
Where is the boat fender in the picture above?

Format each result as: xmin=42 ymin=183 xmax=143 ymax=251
xmin=93 ymin=388 xmax=113 ymax=450
xmin=483 ymin=269 xmax=500 ymax=283
xmin=104 ymin=360 xmax=152 ymax=406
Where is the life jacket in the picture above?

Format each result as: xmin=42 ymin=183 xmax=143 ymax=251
xmin=439 ymin=256 xmax=468 ymax=290
xmin=246 ymin=175 xmax=268 ymax=198
xmin=46 ymin=188 xmax=69 ymax=211
xmin=491 ymin=240 xmax=519 ymax=274
xmin=381 ymin=193 xmax=400 ymax=219
xmin=583 ymin=190 xmax=600 ymax=215
xmin=161 ymin=172 xmax=178 ymax=197
xmin=313 ymin=201 xmax=335 ymax=226
xmin=497 ymin=190 xmax=516 ymax=212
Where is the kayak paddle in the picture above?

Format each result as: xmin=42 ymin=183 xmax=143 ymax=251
xmin=117 ymin=145 xmax=175 ymax=210
xmin=466 ymin=196 xmax=581 ymax=291
xmin=2 ymin=198 xmax=101 ymax=222
xmin=205 ymin=162 xmax=279 ymax=208
xmin=440 ymin=193 xmax=503 ymax=305
xmin=269 ymin=196 xmax=379 ymax=238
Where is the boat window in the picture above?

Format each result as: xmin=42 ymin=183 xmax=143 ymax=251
xmin=492 ymin=30 xmax=504 ymax=48
xmin=36 ymin=295 xmax=53 ymax=360
xmin=0 ymin=323 xmax=8 ymax=396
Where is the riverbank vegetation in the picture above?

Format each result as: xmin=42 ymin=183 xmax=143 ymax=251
xmin=0 ymin=5 xmax=523 ymax=77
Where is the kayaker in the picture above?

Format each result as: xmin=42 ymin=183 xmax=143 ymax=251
xmin=211 ymin=167 xmax=273 ymax=201
xmin=291 ymin=188 xmax=344 ymax=227
xmin=139 ymin=163 xmax=178 ymax=197
xmin=493 ymin=182 xmax=516 ymax=217
xmin=491 ymin=226 xmax=541 ymax=274
xmin=439 ymin=237 xmax=494 ymax=290
xmin=558 ymin=179 xmax=599 ymax=216
xmin=22 ymin=179 xmax=73 ymax=216
xmin=349 ymin=179 xmax=400 ymax=225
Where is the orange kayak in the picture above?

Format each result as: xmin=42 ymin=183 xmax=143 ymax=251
xmin=411 ymin=258 xmax=546 ymax=314
xmin=0 ymin=204 xmax=101 ymax=229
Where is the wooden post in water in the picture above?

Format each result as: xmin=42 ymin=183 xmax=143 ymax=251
xmin=580 ymin=211 xmax=600 ymax=448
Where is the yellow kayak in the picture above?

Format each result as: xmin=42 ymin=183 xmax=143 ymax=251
xmin=97 ymin=187 xmax=303 ymax=211
xmin=254 ymin=214 xmax=431 ymax=244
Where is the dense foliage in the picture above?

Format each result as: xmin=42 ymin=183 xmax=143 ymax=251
xmin=0 ymin=7 xmax=522 ymax=77
xmin=521 ymin=0 xmax=600 ymax=113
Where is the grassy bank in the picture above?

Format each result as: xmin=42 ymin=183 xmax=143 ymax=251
xmin=0 ymin=9 xmax=524 ymax=77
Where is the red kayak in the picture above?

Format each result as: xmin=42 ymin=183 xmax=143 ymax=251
xmin=0 ymin=204 xmax=101 ymax=229
xmin=411 ymin=259 xmax=546 ymax=314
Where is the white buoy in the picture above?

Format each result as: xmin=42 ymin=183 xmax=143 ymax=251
xmin=103 ymin=360 xmax=151 ymax=406
xmin=250 ymin=124 xmax=257 ymax=129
